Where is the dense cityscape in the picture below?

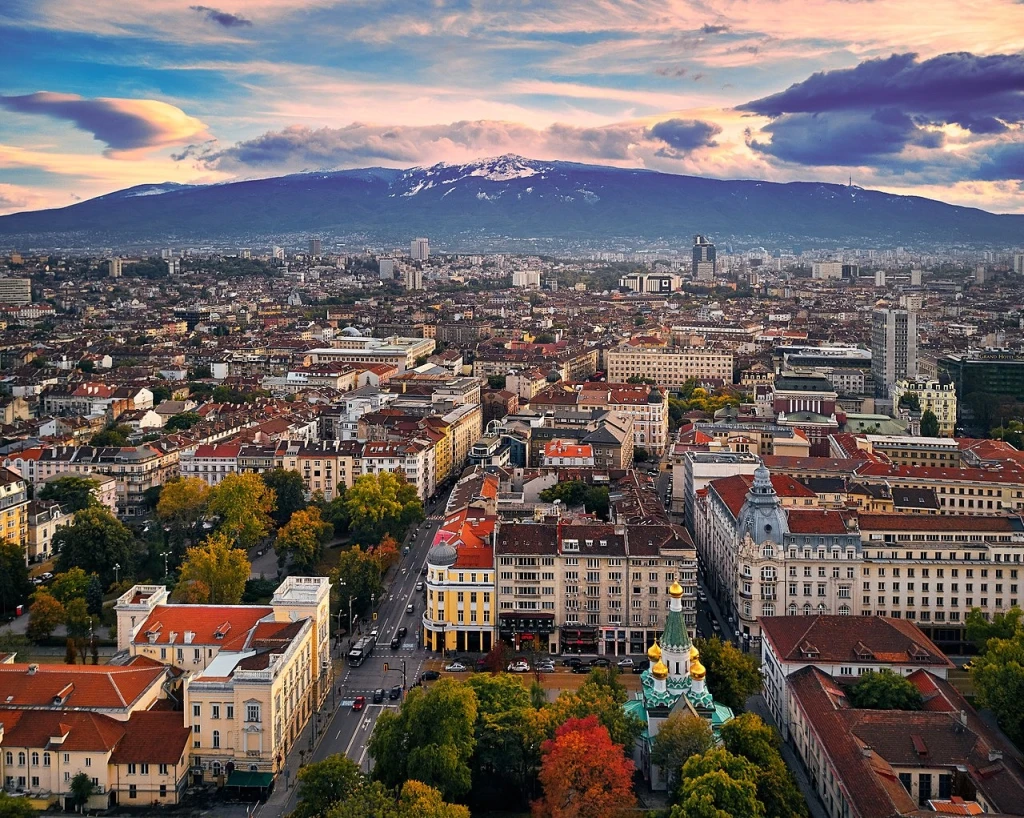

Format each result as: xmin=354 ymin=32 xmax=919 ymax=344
xmin=0 ymin=234 xmax=1020 ymax=818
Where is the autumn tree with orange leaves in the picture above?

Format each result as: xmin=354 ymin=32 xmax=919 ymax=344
xmin=532 ymin=715 xmax=635 ymax=818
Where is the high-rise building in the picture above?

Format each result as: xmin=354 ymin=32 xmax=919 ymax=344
xmin=166 ymin=258 xmax=181 ymax=275
xmin=108 ymin=258 xmax=122 ymax=278
xmin=871 ymin=307 xmax=917 ymax=398
xmin=404 ymin=266 xmax=424 ymax=290
xmin=692 ymin=235 xmax=715 ymax=280
xmin=308 ymin=238 xmax=322 ymax=257
xmin=0 ymin=277 xmax=32 ymax=305
xmin=378 ymin=257 xmax=396 ymax=280
xmin=411 ymin=237 xmax=429 ymax=260
xmin=272 ymin=246 xmax=285 ymax=261
xmin=1013 ymin=253 xmax=1024 ymax=274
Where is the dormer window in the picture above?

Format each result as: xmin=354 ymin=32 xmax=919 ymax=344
xmin=563 ymin=540 xmax=579 ymax=552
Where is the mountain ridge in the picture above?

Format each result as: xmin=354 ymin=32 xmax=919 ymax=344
xmin=1 ymin=154 xmax=1020 ymax=250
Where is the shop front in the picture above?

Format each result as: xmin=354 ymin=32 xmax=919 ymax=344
xmin=498 ymin=612 xmax=556 ymax=654
xmin=559 ymin=624 xmax=599 ymax=655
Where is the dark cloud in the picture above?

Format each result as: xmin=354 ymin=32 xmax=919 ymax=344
xmin=975 ymin=142 xmax=1024 ymax=181
xmin=701 ymin=24 xmax=730 ymax=34
xmin=0 ymin=92 xmax=207 ymax=153
xmin=655 ymin=67 xmax=687 ymax=77
xmin=646 ymin=119 xmax=721 ymax=158
xmin=739 ymin=51 xmax=1024 ymax=129
xmin=189 ymin=5 xmax=252 ymax=28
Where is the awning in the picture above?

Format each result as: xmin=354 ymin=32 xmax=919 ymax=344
xmin=225 ymin=771 xmax=275 ymax=789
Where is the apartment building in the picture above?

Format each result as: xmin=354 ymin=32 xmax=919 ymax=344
xmin=360 ymin=439 xmax=435 ymax=500
xmin=179 ymin=443 xmax=243 ymax=486
xmin=0 ymin=466 xmax=28 ymax=550
xmin=494 ymin=518 xmax=697 ymax=656
xmin=890 ymin=377 xmax=958 ymax=437
xmin=541 ymin=441 xmax=595 ymax=468
xmin=435 ymin=402 xmax=483 ymax=476
xmin=473 ymin=342 xmax=599 ymax=382
xmin=24 ymin=499 xmax=72 ymax=564
xmin=606 ymin=345 xmax=733 ymax=389
xmin=834 ymin=434 xmax=961 ymax=467
xmin=306 ymin=336 xmax=435 ymax=373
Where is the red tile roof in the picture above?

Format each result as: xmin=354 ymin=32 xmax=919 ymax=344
xmin=133 ymin=605 xmax=272 ymax=651
xmin=0 ymin=657 xmax=168 ymax=710
xmin=857 ymin=513 xmax=1021 ymax=533
xmin=786 ymin=509 xmax=852 ymax=534
xmin=4 ymin=709 xmax=126 ymax=752
xmin=110 ymin=711 xmax=191 ymax=765
xmin=708 ymin=471 xmax=817 ymax=517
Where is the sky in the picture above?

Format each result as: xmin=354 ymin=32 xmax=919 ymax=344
xmin=1 ymin=0 xmax=1023 ymax=216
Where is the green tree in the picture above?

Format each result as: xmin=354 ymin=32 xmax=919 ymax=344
xmin=164 ymin=412 xmax=202 ymax=432
xmin=972 ymin=631 xmax=1024 ymax=744
xmin=332 ymin=545 xmax=384 ymax=621
xmin=396 ymin=780 xmax=470 ymax=818
xmin=920 ymin=409 xmax=940 ymax=437
xmin=326 ymin=780 xmax=395 ymax=818
xmin=543 ymin=669 xmax=644 ymax=753
xmin=898 ymin=392 xmax=921 ymax=411
xmin=966 ymin=606 xmax=1022 ymax=651
xmin=0 ymin=791 xmax=36 ymax=818
xmin=0 ymin=540 xmax=31 ymax=616
xmin=38 ymin=475 xmax=99 ymax=512
xmin=49 ymin=567 xmax=91 ymax=605
xmin=262 ymin=468 xmax=308 ymax=527
xmin=27 ymin=591 xmax=65 ymax=641
xmin=848 ymin=670 xmax=923 ymax=710
xmin=294 ymin=754 xmax=362 ymax=818
xmin=54 ymin=506 xmax=137 ymax=589
xmin=345 ymin=471 xmax=423 ymax=544
xmin=90 ymin=425 xmax=132 ymax=447
xmin=674 ymin=748 xmax=764 ymax=818
xmin=208 ymin=472 xmax=275 ymax=547
xmin=275 ymin=507 xmax=331 ymax=574
xmin=65 ymin=597 xmax=95 ymax=642
xmin=634 ymin=446 xmax=650 ymax=462
xmin=69 ymin=771 xmax=95 ymax=811
xmin=486 ymin=374 xmax=507 ymax=389
xmin=315 ymin=487 xmax=350 ymax=536
xmin=538 ymin=481 xmax=610 ymax=519
xmin=369 ymin=678 xmax=478 ymax=800
xmin=177 ymin=532 xmax=250 ymax=604
xmin=651 ymin=712 xmax=715 ymax=791
xmin=720 ymin=713 xmax=808 ymax=818
xmin=694 ymin=637 xmax=762 ymax=712
xmin=157 ymin=476 xmax=212 ymax=556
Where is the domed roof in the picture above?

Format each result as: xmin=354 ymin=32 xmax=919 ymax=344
xmin=427 ymin=542 xmax=458 ymax=567
xmin=648 ymin=387 xmax=663 ymax=403
xmin=689 ymin=644 xmax=700 ymax=660
xmin=651 ymin=659 xmax=669 ymax=680
xmin=546 ymin=370 xmax=562 ymax=383
xmin=669 ymin=580 xmax=684 ymax=599
xmin=690 ymin=658 xmax=706 ymax=680
xmin=647 ymin=639 xmax=662 ymax=663
xmin=737 ymin=465 xmax=788 ymax=545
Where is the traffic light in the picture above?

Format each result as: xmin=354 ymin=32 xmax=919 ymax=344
xmin=382 ymin=662 xmax=389 ymax=673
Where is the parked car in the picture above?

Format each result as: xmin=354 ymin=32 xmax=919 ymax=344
xmin=369 ymin=628 xmax=379 ymax=639
xmin=571 ymin=663 xmax=591 ymax=674
xmin=406 ymin=603 xmax=415 ymax=615
xmin=632 ymin=660 xmax=650 ymax=674
xmin=507 ymin=660 xmax=530 ymax=673
xmin=372 ymin=688 xmax=385 ymax=704
xmin=390 ymin=637 xmax=400 ymax=650
xmin=415 ymin=581 xmax=424 ymax=591
xmin=561 ymin=657 xmax=582 ymax=667
xmin=445 ymin=662 xmax=467 ymax=672
xmin=351 ymin=695 xmax=366 ymax=711
xmin=421 ymin=565 xmax=428 ymax=576
xmin=590 ymin=657 xmax=610 ymax=667
xmin=537 ymin=662 xmax=556 ymax=673
xmin=420 ymin=670 xmax=440 ymax=681
xmin=389 ymin=685 xmax=403 ymax=700
xmin=397 ymin=626 xmax=408 ymax=637
xmin=616 ymin=657 xmax=634 ymax=668
xmin=31 ymin=577 xmax=43 ymax=586
xmin=40 ymin=572 xmax=53 ymax=582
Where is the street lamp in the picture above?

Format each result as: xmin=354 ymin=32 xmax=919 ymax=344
xmin=337 ymin=582 xmax=355 ymax=643
xmin=114 ymin=563 xmax=121 ymax=585
xmin=160 ymin=551 xmax=170 ymax=579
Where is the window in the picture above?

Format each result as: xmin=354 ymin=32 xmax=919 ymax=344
xmin=31 ymin=753 xmax=38 ymax=766
xmin=159 ymin=764 xmax=168 ymax=776
xmin=247 ymin=703 xmax=261 ymax=723
xmin=226 ymin=704 xmax=234 ymax=720
xmin=43 ymin=754 xmax=50 ymax=767
xmin=213 ymin=730 xmax=221 ymax=749
xmin=212 ymin=704 xmax=220 ymax=719
xmin=193 ymin=703 xmax=201 ymax=718
xmin=160 ymin=785 xmax=167 ymax=798
xmin=129 ymin=785 xmax=137 ymax=799
xmin=85 ymin=757 xmax=91 ymax=767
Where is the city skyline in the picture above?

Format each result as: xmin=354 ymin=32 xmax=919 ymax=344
xmin=1 ymin=0 xmax=1023 ymax=216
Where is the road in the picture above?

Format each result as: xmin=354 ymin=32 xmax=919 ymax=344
xmin=268 ymin=490 xmax=453 ymax=816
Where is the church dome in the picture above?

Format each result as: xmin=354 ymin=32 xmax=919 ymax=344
xmin=689 ymin=644 xmax=700 ymax=661
xmin=669 ymin=580 xmax=684 ymax=599
xmin=647 ymin=640 xmax=662 ymax=663
xmin=651 ymin=659 xmax=669 ymax=680
xmin=427 ymin=543 xmax=458 ymax=567
xmin=690 ymin=658 xmax=706 ymax=680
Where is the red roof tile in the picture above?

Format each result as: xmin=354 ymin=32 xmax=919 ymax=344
xmin=110 ymin=711 xmax=191 ymax=765
xmin=0 ymin=658 xmax=168 ymax=710
xmin=134 ymin=605 xmax=272 ymax=651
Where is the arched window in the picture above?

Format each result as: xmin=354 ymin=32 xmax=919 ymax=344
xmin=212 ymin=762 xmax=222 ymax=776
xmin=838 ymin=605 xmax=851 ymax=616
xmin=43 ymin=753 xmax=51 ymax=767
xmin=817 ymin=603 xmax=827 ymax=615
xmin=249 ymin=764 xmax=258 ymax=772
xmin=788 ymin=603 xmax=797 ymax=616
xmin=762 ymin=603 xmax=775 ymax=617
xmin=18 ymin=752 xmax=26 ymax=765
xmin=4 ymin=752 xmax=11 ymax=765
xmin=803 ymin=603 xmax=812 ymax=616
xmin=212 ymin=730 xmax=220 ymax=749
xmin=31 ymin=752 xmax=39 ymax=766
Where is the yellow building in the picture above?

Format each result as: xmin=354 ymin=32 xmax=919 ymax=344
xmin=0 ymin=466 xmax=29 ymax=550
xmin=892 ymin=377 xmax=958 ymax=437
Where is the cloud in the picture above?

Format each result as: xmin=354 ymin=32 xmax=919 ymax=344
xmin=701 ymin=24 xmax=730 ymax=34
xmin=190 ymin=117 xmax=723 ymax=173
xmin=0 ymin=92 xmax=210 ymax=155
xmin=189 ymin=5 xmax=252 ymax=28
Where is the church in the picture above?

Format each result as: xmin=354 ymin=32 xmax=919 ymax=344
xmin=625 ymin=579 xmax=735 ymax=790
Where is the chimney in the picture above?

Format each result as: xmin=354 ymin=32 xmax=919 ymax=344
xmin=960 ymin=710 xmax=968 ymax=727
xmin=27 ymin=664 xmax=38 ymax=675
xmin=861 ymin=746 xmax=873 ymax=758
xmin=988 ymin=750 xmax=1003 ymax=762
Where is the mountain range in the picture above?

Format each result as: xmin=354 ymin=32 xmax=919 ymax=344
xmin=1 ymin=155 xmax=1021 ymax=250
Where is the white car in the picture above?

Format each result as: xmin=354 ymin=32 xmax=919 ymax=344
xmin=507 ymin=661 xmax=530 ymax=673
xmin=616 ymin=657 xmax=634 ymax=668
xmin=444 ymin=662 xmax=467 ymax=672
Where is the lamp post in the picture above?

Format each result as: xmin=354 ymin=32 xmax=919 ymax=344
xmin=114 ymin=563 xmax=121 ymax=585
xmin=337 ymin=582 xmax=355 ymax=642
xmin=160 ymin=551 xmax=170 ymax=579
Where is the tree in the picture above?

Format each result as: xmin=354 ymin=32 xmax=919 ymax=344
xmin=156 ymin=477 xmax=211 ymax=550
xmin=164 ymin=412 xmax=202 ymax=432
xmin=720 ymin=713 xmax=808 ymax=818
xmin=898 ymin=392 xmax=921 ymax=411
xmin=38 ymin=475 xmax=99 ymax=512
xmin=207 ymin=472 xmax=275 ymax=547
xmin=172 ymin=578 xmax=211 ymax=604
xmin=54 ymin=506 xmax=137 ymax=589
xmin=532 ymin=715 xmax=636 ymax=818
xmin=90 ymin=425 xmax=132 ymax=447
xmin=538 ymin=481 xmax=609 ymax=520
xmin=85 ymin=574 xmax=104 ymax=616
xmin=177 ymin=532 xmax=250 ymax=604
xmin=920 ymin=409 xmax=940 ymax=437
xmin=49 ymin=567 xmax=91 ymax=605
xmin=326 ymin=780 xmax=395 ymax=818
xmin=369 ymin=678 xmax=478 ymax=800
xmin=316 ymin=488 xmax=350 ymax=535
xmin=651 ymin=713 xmax=715 ymax=791
xmin=674 ymin=748 xmax=764 ymax=818
xmin=294 ymin=754 xmax=362 ymax=818
xmin=64 ymin=638 xmax=77 ymax=664
xmin=972 ymin=631 xmax=1024 ymax=744
xmin=345 ymin=471 xmax=423 ymax=544
xmin=275 ymin=507 xmax=331 ymax=574
xmin=332 ymin=546 xmax=384 ymax=621
xmin=487 ymin=374 xmax=507 ymax=389
xmin=633 ymin=446 xmax=650 ymax=462
xmin=848 ymin=670 xmax=923 ymax=711
xmin=397 ymin=780 xmax=471 ymax=818
xmin=694 ymin=637 xmax=762 ymax=712
xmin=65 ymin=597 xmax=96 ymax=650
xmin=27 ymin=591 xmax=65 ymax=641
xmin=0 ymin=539 xmax=31 ymax=616
xmin=369 ymin=533 xmax=399 ymax=573
xmin=542 ymin=670 xmax=644 ymax=753
xmin=0 ymin=791 xmax=36 ymax=818
xmin=262 ymin=468 xmax=308 ymax=527
xmin=966 ymin=606 xmax=1022 ymax=652
xmin=69 ymin=771 xmax=95 ymax=812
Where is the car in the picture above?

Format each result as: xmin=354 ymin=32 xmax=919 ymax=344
xmin=369 ymin=628 xmax=379 ymax=639
xmin=632 ymin=660 xmax=650 ymax=674
xmin=31 ymin=577 xmax=43 ymax=586
xmin=589 ymin=657 xmax=610 ymax=667
xmin=415 ymin=581 xmax=424 ymax=591
xmin=561 ymin=657 xmax=582 ymax=667
xmin=961 ymin=659 xmax=976 ymax=672
xmin=40 ymin=572 xmax=53 ymax=582
xmin=389 ymin=685 xmax=403 ymax=700
xmin=351 ymin=695 xmax=366 ymax=711
xmin=406 ymin=603 xmax=415 ymax=615
xmin=571 ymin=663 xmax=591 ymax=674
xmin=507 ymin=660 xmax=530 ymax=673
xmin=420 ymin=670 xmax=440 ymax=681
xmin=421 ymin=565 xmax=428 ymax=576
xmin=537 ymin=662 xmax=555 ymax=673
xmin=403 ymin=546 xmax=410 ymax=555
xmin=372 ymin=688 xmax=385 ymax=704
xmin=390 ymin=637 xmax=400 ymax=650
xmin=616 ymin=657 xmax=634 ymax=668
xmin=397 ymin=626 xmax=408 ymax=637
xmin=445 ymin=662 xmax=467 ymax=672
